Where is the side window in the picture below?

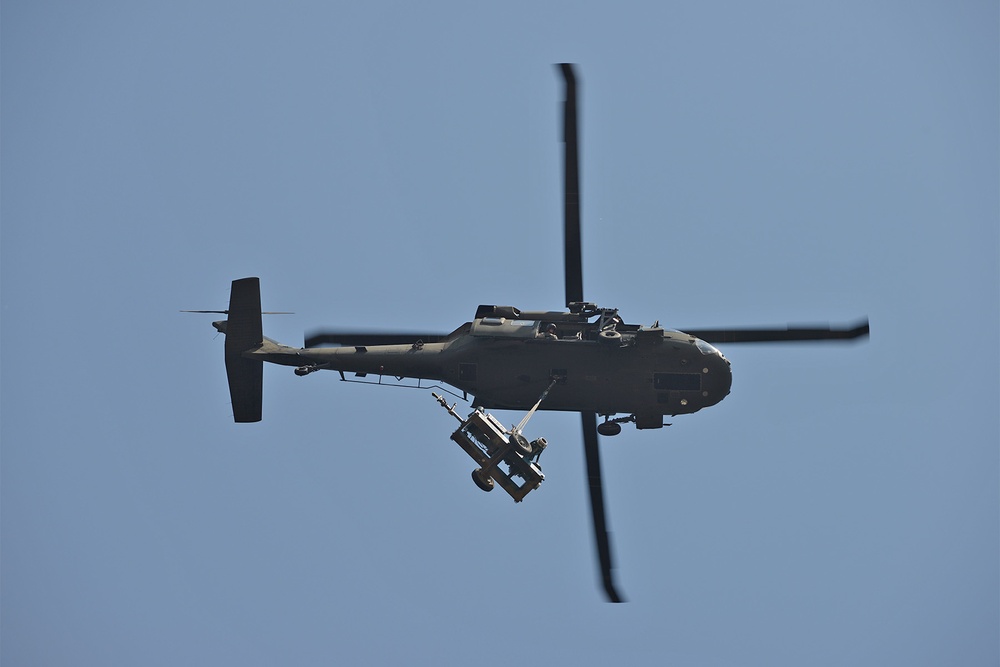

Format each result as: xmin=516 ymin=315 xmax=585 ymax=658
xmin=653 ymin=373 xmax=701 ymax=391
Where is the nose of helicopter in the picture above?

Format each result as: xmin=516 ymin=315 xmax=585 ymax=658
xmin=699 ymin=343 xmax=733 ymax=407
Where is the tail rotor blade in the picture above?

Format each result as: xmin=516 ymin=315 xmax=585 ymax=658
xmin=559 ymin=63 xmax=583 ymax=307
xmin=181 ymin=310 xmax=292 ymax=315
xmin=581 ymin=411 xmax=625 ymax=603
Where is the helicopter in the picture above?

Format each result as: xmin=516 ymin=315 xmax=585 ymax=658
xmin=191 ymin=64 xmax=869 ymax=603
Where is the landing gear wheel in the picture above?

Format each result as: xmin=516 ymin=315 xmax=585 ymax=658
xmin=597 ymin=421 xmax=622 ymax=437
xmin=472 ymin=468 xmax=494 ymax=492
xmin=510 ymin=432 xmax=533 ymax=456
xmin=599 ymin=329 xmax=622 ymax=344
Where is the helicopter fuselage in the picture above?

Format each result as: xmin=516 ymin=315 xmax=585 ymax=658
xmin=236 ymin=310 xmax=733 ymax=429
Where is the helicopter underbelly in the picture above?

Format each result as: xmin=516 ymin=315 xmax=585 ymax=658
xmin=448 ymin=338 xmax=732 ymax=418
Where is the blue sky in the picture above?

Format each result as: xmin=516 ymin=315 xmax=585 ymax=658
xmin=3 ymin=2 xmax=997 ymax=665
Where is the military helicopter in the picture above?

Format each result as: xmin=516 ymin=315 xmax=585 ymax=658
xmin=191 ymin=64 xmax=869 ymax=602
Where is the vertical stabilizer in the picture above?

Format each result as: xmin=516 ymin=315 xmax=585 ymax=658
xmin=225 ymin=277 xmax=264 ymax=422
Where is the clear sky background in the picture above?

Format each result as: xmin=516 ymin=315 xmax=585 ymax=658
xmin=3 ymin=2 xmax=997 ymax=665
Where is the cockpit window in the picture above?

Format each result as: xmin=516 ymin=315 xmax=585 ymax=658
xmin=695 ymin=338 xmax=721 ymax=356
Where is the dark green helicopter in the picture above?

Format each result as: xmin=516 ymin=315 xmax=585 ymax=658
xmin=191 ymin=65 xmax=869 ymax=603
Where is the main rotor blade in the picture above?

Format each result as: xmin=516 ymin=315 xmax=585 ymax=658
xmin=304 ymin=331 xmax=447 ymax=348
xmin=181 ymin=310 xmax=293 ymax=315
xmin=581 ymin=410 xmax=625 ymax=603
xmin=559 ymin=63 xmax=584 ymax=307
xmin=682 ymin=319 xmax=870 ymax=344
